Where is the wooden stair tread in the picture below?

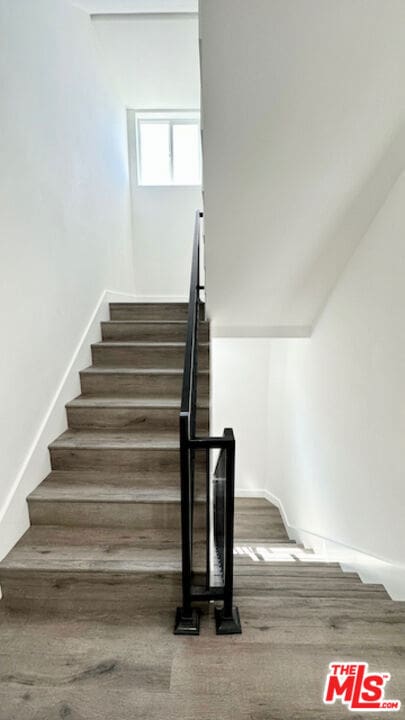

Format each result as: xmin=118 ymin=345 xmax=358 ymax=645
xmin=234 ymin=577 xmax=380 ymax=589
xmin=234 ymin=498 xmax=279 ymax=509
xmin=103 ymin=320 xmax=191 ymax=325
xmin=234 ymin=539 xmax=298 ymax=546
xmin=235 ymin=563 xmax=355 ymax=574
xmin=66 ymin=396 xmax=209 ymax=409
xmin=101 ymin=319 xmax=209 ymax=341
xmin=28 ymin=470 xmax=180 ymax=487
xmin=49 ymin=430 xmax=180 ymax=450
xmin=0 ymin=526 xmax=199 ymax=575
xmin=92 ymin=341 xmax=208 ymax=348
xmin=29 ymin=476 xmax=202 ymax=504
xmin=110 ymin=302 xmax=188 ymax=306
xmin=80 ymin=367 xmax=209 ymax=375
xmin=0 ymin=525 xmax=384 ymax=594
xmin=9 ymin=525 xmax=186 ymax=547
xmin=109 ymin=302 xmax=189 ymax=317
xmin=110 ymin=303 xmax=188 ymax=310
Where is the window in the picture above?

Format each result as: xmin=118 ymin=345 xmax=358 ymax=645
xmin=136 ymin=111 xmax=201 ymax=186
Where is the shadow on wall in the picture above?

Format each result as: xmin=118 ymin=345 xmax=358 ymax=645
xmin=272 ymin=171 xmax=405 ymax=597
xmin=296 ymin=121 xmax=405 ymax=329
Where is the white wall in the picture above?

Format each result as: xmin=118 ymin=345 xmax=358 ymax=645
xmin=265 ymin=175 xmax=405 ymax=594
xmin=200 ymin=0 xmax=405 ymax=598
xmin=211 ymin=339 xmax=270 ymax=494
xmin=93 ymin=14 xmax=202 ymax=299
xmin=200 ymin=0 xmax=405 ymax=334
xmin=216 ymin=174 xmax=405 ymax=595
xmin=0 ymin=0 xmax=134 ymax=557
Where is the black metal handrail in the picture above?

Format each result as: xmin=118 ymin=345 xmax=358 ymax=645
xmin=174 ymin=211 xmax=241 ymax=635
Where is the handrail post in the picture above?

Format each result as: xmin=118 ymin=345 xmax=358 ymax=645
xmin=174 ymin=210 xmax=202 ymax=636
xmin=215 ymin=429 xmax=242 ymax=634
xmin=174 ymin=210 xmax=241 ymax=636
xmin=174 ymin=413 xmax=200 ymax=635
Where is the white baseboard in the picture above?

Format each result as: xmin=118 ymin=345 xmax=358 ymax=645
xmin=235 ymin=488 xmax=268 ymax=498
xmin=0 ymin=289 xmax=139 ymax=563
xmin=236 ymin=486 xmax=405 ymax=600
xmin=292 ymin=526 xmax=405 ymax=601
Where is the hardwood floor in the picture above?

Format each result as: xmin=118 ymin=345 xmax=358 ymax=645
xmin=1 ymin=504 xmax=405 ymax=720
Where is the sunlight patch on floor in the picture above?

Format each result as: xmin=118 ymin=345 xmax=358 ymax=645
xmin=234 ymin=545 xmax=330 ymax=563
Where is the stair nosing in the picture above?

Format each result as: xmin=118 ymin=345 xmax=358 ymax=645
xmin=28 ymin=495 xmax=182 ymax=505
xmin=66 ymin=396 xmax=210 ymax=409
xmin=109 ymin=302 xmax=188 ymax=306
xmin=80 ymin=367 xmax=209 ymax=375
xmin=92 ymin=341 xmax=209 ymax=348
xmin=28 ymin=493 xmax=203 ymax=505
xmin=102 ymin=320 xmax=207 ymax=325
xmin=49 ymin=441 xmax=180 ymax=450
xmin=0 ymin=562 xmax=183 ymax=576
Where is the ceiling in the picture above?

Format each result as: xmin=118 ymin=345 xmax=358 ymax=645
xmin=71 ymin=0 xmax=197 ymax=13
xmin=200 ymin=0 xmax=405 ymax=334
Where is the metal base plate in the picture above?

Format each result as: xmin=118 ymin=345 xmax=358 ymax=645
xmin=174 ymin=607 xmax=200 ymax=635
xmin=215 ymin=606 xmax=242 ymax=635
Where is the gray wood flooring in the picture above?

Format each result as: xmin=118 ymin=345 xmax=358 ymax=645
xmin=1 ymin=526 xmax=405 ymax=720
xmin=1 ymin=499 xmax=404 ymax=720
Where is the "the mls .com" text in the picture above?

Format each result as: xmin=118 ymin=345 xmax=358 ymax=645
xmin=323 ymin=662 xmax=401 ymax=712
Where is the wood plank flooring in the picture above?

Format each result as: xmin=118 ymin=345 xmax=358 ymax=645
xmin=1 ymin=504 xmax=405 ymax=720
xmin=1 ymin=500 xmax=405 ymax=719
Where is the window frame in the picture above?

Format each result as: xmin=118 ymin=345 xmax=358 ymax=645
xmin=135 ymin=110 xmax=201 ymax=188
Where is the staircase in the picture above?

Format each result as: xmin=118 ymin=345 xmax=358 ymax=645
xmin=0 ymin=302 xmax=394 ymax=619
xmin=233 ymin=501 xmax=392 ymax=602
xmin=0 ymin=302 xmax=210 ymax=613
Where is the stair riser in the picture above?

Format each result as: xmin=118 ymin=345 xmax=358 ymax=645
xmin=234 ymin=516 xmax=288 ymax=541
xmin=0 ymin=573 xmax=184 ymax=613
xmin=91 ymin=344 xmax=209 ymax=370
xmin=235 ymin=527 xmax=287 ymax=540
xmin=102 ymin=321 xmax=209 ymax=342
xmin=50 ymin=447 xmax=205 ymax=472
xmin=234 ymin=566 xmax=359 ymax=577
xmin=80 ymin=371 xmax=209 ymax=399
xmin=28 ymin=499 xmax=205 ymax=530
xmin=234 ymin=522 xmax=290 ymax=536
xmin=235 ymin=577 xmax=366 ymax=590
xmin=235 ymin=588 xmax=389 ymax=599
xmin=67 ymin=406 xmax=209 ymax=433
xmin=110 ymin=303 xmax=189 ymax=321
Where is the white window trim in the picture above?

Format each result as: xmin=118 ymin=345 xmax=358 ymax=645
xmin=133 ymin=109 xmax=201 ymax=188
